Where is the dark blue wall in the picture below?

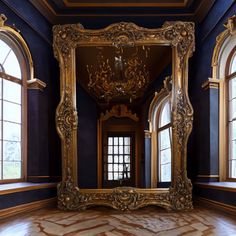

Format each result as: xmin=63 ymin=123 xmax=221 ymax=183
xmin=0 ymin=187 xmax=57 ymax=210
xmin=1 ymin=0 xmax=236 ymax=210
xmin=0 ymin=0 xmax=61 ymax=208
xmin=77 ymin=85 xmax=98 ymax=188
xmin=189 ymin=0 xmax=236 ymax=204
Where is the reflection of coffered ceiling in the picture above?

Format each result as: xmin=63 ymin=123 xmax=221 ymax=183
xmin=76 ymin=45 xmax=171 ymax=103
xmin=29 ymin=0 xmax=215 ymax=24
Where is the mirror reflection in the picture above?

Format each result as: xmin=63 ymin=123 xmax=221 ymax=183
xmin=76 ymin=44 xmax=172 ymax=189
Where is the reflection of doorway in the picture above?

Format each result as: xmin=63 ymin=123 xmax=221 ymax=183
xmin=103 ymin=133 xmax=135 ymax=188
xmin=97 ymin=105 xmax=142 ymax=188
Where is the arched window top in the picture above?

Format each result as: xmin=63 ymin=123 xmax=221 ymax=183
xmin=0 ymin=38 xmax=21 ymax=79
xmin=229 ymin=51 xmax=236 ymax=75
xmin=159 ymin=100 xmax=171 ymax=128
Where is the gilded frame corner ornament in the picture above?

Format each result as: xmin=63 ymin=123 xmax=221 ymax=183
xmin=53 ymin=21 xmax=195 ymax=211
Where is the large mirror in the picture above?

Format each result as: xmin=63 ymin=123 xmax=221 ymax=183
xmin=53 ymin=21 xmax=195 ymax=211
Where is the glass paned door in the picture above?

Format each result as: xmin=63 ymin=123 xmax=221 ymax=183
xmin=103 ymin=133 xmax=135 ymax=188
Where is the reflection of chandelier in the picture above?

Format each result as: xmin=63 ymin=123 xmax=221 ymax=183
xmin=86 ymin=46 xmax=150 ymax=102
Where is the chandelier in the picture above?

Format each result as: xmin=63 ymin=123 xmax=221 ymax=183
xmin=86 ymin=46 xmax=150 ymax=102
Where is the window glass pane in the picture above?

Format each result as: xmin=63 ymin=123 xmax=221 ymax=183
xmin=108 ymin=173 xmax=113 ymax=180
xmin=114 ymin=164 xmax=118 ymax=172
xmin=161 ymin=164 xmax=171 ymax=182
xmin=114 ymin=137 xmax=118 ymax=145
xmin=3 ymin=101 xmax=21 ymax=123
xmin=125 ymin=164 xmax=130 ymax=171
xmin=229 ymin=78 xmax=236 ymax=100
xmin=229 ymin=121 xmax=236 ymax=140
xmin=0 ymin=77 xmax=2 ymax=99
xmin=108 ymin=155 xmax=112 ymax=163
xmin=108 ymin=146 xmax=113 ymax=154
xmin=108 ymin=137 xmax=113 ymax=145
xmin=108 ymin=164 xmax=113 ymax=172
xmin=229 ymin=99 xmax=236 ymax=121
xmin=160 ymin=148 xmax=171 ymax=165
xmin=0 ymin=142 xmax=1 ymax=179
xmin=0 ymin=39 xmax=11 ymax=64
xmin=3 ymin=79 xmax=21 ymax=104
xmin=159 ymin=128 xmax=171 ymax=150
xmin=119 ymin=155 xmax=123 ymax=163
xmin=230 ymin=54 xmax=236 ymax=74
xmin=114 ymin=155 xmax=118 ymax=163
xmin=3 ymin=141 xmax=21 ymax=161
xmin=119 ymin=137 xmax=123 ymax=145
xmin=159 ymin=101 xmax=171 ymax=127
xmin=230 ymin=160 xmax=236 ymax=178
xmin=119 ymin=164 xmax=123 ymax=172
xmin=2 ymin=50 xmax=21 ymax=79
xmin=3 ymin=121 xmax=21 ymax=141
xmin=119 ymin=172 xmax=123 ymax=179
xmin=124 ymin=137 xmax=130 ymax=145
xmin=119 ymin=146 xmax=123 ymax=154
xmin=124 ymin=146 xmax=130 ymax=154
xmin=229 ymin=140 xmax=236 ymax=160
xmin=124 ymin=155 xmax=130 ymax=163
xmin=114 ymin=146 xmax=118 ymax=154
xmin=114 ymin=172 xmax=118 ymax=180
xmin=3 ymin=161 xmax=21 ymax=179
xmin=0 ymin=101 xmax=1 ymax=122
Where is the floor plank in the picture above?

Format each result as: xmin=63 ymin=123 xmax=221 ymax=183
xmin=0 ymin=206 xmax=235 ymax=235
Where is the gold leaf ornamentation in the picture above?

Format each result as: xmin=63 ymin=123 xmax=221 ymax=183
xmin=100 ymin=104 xmax=139 ymax=122
xmin=56 ymin=87 xmax=78 ymax=148
xmin=58 ymin=180 xmax=172 ymax=211
xmin=169 ymin=171 xmax=193 ymax=210
xmin=173 ymin=89 xmax=193 ymax=147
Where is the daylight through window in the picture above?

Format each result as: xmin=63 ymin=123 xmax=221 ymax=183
xmin=0 ymin=38 xmax=23 ymax=181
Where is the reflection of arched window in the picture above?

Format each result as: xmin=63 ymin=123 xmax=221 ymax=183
xmin=148 ymin=76 xmax=172 ymax=187
xmin=157 ymin=99 xmax=172 ymax=182
xmin=0 ymin=36 xmax=25 ymax=181
xmin=227 ymin=49 xmax=236 ymax=179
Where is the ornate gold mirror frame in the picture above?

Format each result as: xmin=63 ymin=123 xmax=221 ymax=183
xmin=53 ymin=21 xmax=195 ymax=211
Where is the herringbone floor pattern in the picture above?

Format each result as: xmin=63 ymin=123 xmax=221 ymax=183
xmin=0 ymin=206 xmax=236 ymax=235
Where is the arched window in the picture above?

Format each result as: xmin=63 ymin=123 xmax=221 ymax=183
xmin=0 ymin=15 xmax=33 ymax=183
xmin=208 ymin=15 xmax=236 ymax=182
xmin=0 ymin=36 xmax=26 ymax=182
xmin=157 ymin=99 xmax=172 ymax=182
xmin=227 ymin=49 xmax=236 ymax=179
xmin=148 ymin=76 xmax=172 ymax=187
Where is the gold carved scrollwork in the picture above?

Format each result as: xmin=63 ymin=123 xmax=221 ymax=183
xmin=100 ymin=104 xmax=139 ymax=122
xmin=57 ymin=169 xmax=172 ymax=211
xmin=173 ymin=89 xmax=193 ymax=148
xmin=57 ymin=168 xmax=79 ymax=210
xmin=169 ymin=171 xmax=193 ymax=210
xmin=53 ymin=21 xmax=195 ymax=212
xmin=53 ymin=23 xmax=84 ymax=66
xmin=56 ymin=87 xmax=78 ymax=149
xmin=53 ymin=21 xmax=194 ymax=67
xmin=163 ymin=22 xmax=195 ymax=67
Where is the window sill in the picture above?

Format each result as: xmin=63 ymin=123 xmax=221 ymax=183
xmin=0 ymin=182 xmax=57 ymax=195
xmin=195 ymin=182 xmax=236 ymax=192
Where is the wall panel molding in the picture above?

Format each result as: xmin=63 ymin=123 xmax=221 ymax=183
xmin=196 ymin=197 xmax=236 ymax=215
xmin=0 ymin=197 xmax=56 ymax=219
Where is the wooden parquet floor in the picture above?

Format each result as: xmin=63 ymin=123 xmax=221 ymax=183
xmin=0 ymin=206 xmax=236 ymax=236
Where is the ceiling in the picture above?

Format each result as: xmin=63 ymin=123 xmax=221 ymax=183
xmin=29 ymin=0 xmax=216 ymax=25
xmin=27 ymin=0 xmax=215 ymax=105
xmin=76 ymin=45 xmax=171 ymax=104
